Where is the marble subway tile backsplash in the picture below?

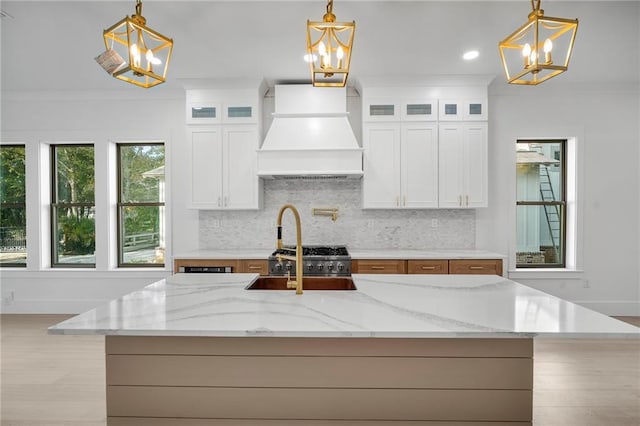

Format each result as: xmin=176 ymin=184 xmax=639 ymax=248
xmin=199 ymin=180 xmax=475 ymax=250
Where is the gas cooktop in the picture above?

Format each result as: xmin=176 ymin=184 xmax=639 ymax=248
xmin=268 ymin=245 xmax=351 ymax=276
xmin=271 ymin=245 xmax=349 ymax=257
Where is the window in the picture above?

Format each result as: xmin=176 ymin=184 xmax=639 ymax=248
xmin=0 ymin=145 xmax=27 ymax=267
xmin=516 ymin=140 xmax=566 ymax=268
xmin=117 ymin=143 xmax=165 ymax=267
xmin=51 ymin=144 xmax=96 ymax=266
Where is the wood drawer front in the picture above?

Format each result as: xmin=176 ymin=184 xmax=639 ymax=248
xmin=407 ymin=260 xmax=448 ymax=274
xmin=449 ymin=259 xmax=503 ymax=275
xmin=241 ymin=259 xmax=269 ymax=275
xmin=353 ymin=259 xmax=407 ymax=274
xmin=173 ymin=259 xmax=240 ymax=273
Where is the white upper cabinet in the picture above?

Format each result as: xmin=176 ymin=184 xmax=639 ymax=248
xmin=358 ymin=80 xmax=490 ymax=209
xmin=439 ymin=99 xmax=488 ymax=121
xmin=363 ymin=99 xmax=400 ymax=122
xmin=364 ymin=98 xmax=438 ymax=122
xmin=184 ymin=80 xmax=266 ymax=210
xmin=362 ymin=123 xmax=402 ymax=208
xmin=402 ymin=99 xmax=438 ymax=122
xmin=401 ymin=123 xmax=439 ymax=208
xmin=438 ymin=122 xmax=488 ymax=208
xmin=363 ymin=122 xmax=438 ymax=209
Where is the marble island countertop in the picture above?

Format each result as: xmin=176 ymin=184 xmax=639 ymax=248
xmin=173 ymin=248 xmax=506 ymax=260
xmin=49 ymin=273 xmax=638 ymax=339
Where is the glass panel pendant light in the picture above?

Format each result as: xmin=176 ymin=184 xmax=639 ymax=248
xmin=499 ymin=0 xmax=578 ymax=85
xmin=96 ymin=0 xmax=173 ymax=88
xmin=306 ymin=0 xmax=355 ymax=87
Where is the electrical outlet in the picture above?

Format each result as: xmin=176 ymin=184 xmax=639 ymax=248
xmin=212 ymin=219 xmax=220 ymax=228
xmin=431 ymin=219 xmax=438 ymax=228
xmin=367 ymin=219 xmax=375 ymax=228
xmin=2 ymin=290 xmax=15 ymax=306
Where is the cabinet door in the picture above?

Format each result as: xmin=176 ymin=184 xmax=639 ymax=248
xmin=223 ymin=126 xmax=261 ymax=209
xmin=438 ymin=99 xmax=463 ymax=121
xmin=362 ymin=124 xmax=401 ymax=208
xmin=363 ymin=99 xmax=400 ymax=122
xmin=186 ymin=102 xmax=221 ymax=125
xmin=240 ymin=259 xmax=269 ymax=275
xmin=449 ymin=259 xmax=502 ymax=275
xmin=190 ymin=128 xmax=223 ymax=208
xmin=402 ymin=99 xmax=438 ymax=121
xmin=438 ymin=124 xmax=464 ymax=208
xmin=464 ymin=100 xmax=488 ymax=121
xmin=407 ymin=260 xmax=449 ymax=274
xmin=401 ymin=123 xmax=438 ymax=208
xmin=223 ymin=103 xmax=257 ymax=124
xmin=463 ymin=123 xmax=488 ymax=208
xmin=353 ymin=259 xmax=407 ymax=274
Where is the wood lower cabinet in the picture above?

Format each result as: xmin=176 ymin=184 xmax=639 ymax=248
xmin=449 ymin=259 xmax=503 ymax=276
xmin=174 ymin=259 xmax=269 ymax=275
xmin=240 ymin=259 xmax=269 ymax=275
xmin=360 ymin=258 xmax=503 ymax=276
xmin=352 ymin=259 xmax=407 ymax=274
xmin=407 ymin=259 xmax=449 ymax=274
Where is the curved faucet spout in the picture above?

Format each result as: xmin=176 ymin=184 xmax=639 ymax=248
xmin=276 ymin=204 xmax=303 ymax=294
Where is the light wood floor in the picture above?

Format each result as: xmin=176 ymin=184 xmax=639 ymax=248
xmin=1 ymin=315 xmax=639 ymax=426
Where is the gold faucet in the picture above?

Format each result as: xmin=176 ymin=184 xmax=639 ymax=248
xmin=275 ymin=204 xmax=303 ymax=295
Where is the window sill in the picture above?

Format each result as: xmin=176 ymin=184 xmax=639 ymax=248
xmin=508 ymin=268 xmax=584 ymax=280
xmin=1 ymin=268 xmax=171 ymax=279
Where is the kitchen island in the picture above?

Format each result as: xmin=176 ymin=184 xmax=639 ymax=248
xmin=50 ymin=273 xmax=638 ymax=425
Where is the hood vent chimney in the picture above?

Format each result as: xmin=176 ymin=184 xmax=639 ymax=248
xmin=257 ymin=85 xmax=363 ymax=179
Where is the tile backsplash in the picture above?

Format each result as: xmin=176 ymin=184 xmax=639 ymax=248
xmin=199 ymin=180 xmax=475 ymax=250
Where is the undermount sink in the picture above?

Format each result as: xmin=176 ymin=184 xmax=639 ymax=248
xmin=246 ymin=276 xmax=357 ymax=291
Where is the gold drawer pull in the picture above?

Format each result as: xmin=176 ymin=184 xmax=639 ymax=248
xmin=247 ymin=265 xmax=262 ymax=270
xmin=421 ymin=266 xmax=436 ymax=270
xmin=469 ymin=266 xmax=485 ymax=270
xmin=371 ymin=266 xmax=386 ymax=270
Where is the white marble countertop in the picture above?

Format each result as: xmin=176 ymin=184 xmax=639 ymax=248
xmin=49 ymin=273 xmax=638 ymax=339
xmin=348 ymin=249 xmax=506 ymax=259
xmin=173 ymin=249 xmax=506 ymax=260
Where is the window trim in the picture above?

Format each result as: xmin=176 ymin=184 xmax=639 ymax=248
xmin=50 ymin=143 xmax=96 ymax=268
xmin=116 ymin=142 xmax=165 ymax=268
xmin=515 ymin=139 xmax=568 ymax=269
xmin=0 ymin=144 xmax=27 ymax=268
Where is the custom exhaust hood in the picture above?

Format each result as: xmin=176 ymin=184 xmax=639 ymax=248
xmin=257 ymin=85 xmax=363 ymax=179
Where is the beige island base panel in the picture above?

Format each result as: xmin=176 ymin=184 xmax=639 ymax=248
xmin=106 ymin=336 xmax=533 ymax=425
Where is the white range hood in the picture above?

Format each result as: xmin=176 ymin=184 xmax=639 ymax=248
xmin=257 ymin=85 xmax=363 ymax=179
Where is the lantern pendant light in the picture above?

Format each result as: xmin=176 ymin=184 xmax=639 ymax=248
xmin=97 ymin=0 xmax=173 ymax=88
xmin=306 ymin=0 xmax=355 ymax=87
xmin=499 ymin=0 xmax=578 ymax=85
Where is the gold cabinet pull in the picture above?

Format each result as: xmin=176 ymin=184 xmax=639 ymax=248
xmin=458 ymin=195 xmax=462 ymax=206
xmin=421 ymin=266 xmax=436 ymax=270
xmin=247 ymin=265 xmax=262 ymax=270
xmin=469 ymin=266 xmax=484 ymax=270
xmin=371 ymin=266 xmax=386 ymax=270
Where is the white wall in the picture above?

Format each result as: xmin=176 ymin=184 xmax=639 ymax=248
xmin=1 ymin=89 xmax=190 ymax=313
xmin=478 ymin=82 xmax=640 ymax=315
xmin=3 ymin=81 xmax=638 ymax=315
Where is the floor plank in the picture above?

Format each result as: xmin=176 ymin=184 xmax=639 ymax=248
xmin=1 ymin=314 xmax=638 ymax=426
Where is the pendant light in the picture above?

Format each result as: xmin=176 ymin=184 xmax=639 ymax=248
xmin=96 ymin=0 xmax=173 ymax=88
xmin=306 ymin=0 xmax=355 ymax=87
xmin=499 ymin=0 xmax=578 ymax=85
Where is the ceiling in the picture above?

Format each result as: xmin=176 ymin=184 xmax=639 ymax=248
xmin=1 ymin=1 xmax=638 ymax=92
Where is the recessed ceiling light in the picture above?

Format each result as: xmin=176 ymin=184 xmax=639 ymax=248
xmin=463 ymin=50 xmax=479 ymax=60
